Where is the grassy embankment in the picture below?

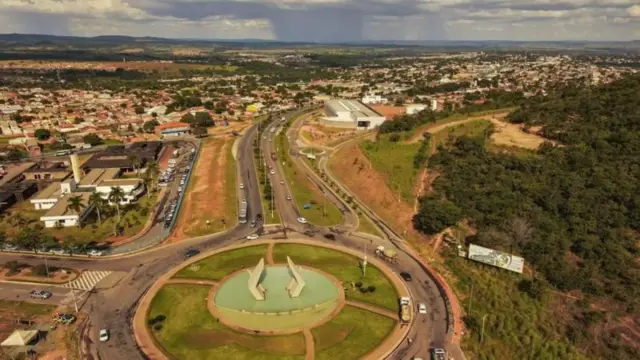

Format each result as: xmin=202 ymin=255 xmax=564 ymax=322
xmin=276 ymin=128 xmax=342 ymax=226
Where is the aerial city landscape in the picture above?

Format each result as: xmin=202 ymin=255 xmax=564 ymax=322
xmin=0 ymin=2 xmax=639 ymax=360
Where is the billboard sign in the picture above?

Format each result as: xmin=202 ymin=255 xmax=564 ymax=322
xmin=467 ymin=244 xmax=524 ymax=274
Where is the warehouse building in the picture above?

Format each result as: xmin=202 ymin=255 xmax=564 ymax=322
xmin=322 ymin=99 xmax=386 ymax=130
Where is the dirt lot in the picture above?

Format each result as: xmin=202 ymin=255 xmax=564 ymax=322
xmin=170 ymin=137 xmax=232 ymax=240
xmin=406 ymin=110 xmax=511 ymax=143
xmin=488 ymin=118 xmax=551 ymax=149
xmin=300 ymin=124 xmax=359 ymax=148
xmin=329 ymin=144 xmax=433 ymax=252
xmin=0 ymin=300 xmax=57 ymax=356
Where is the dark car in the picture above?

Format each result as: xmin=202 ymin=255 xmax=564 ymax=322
xmin=184 ymin=249 xmax=200 ymax=259
xmin=323 ymin=234 xmax=336 ymax=241
xmin=256 ymin=213 xmax=263 ymax=221
xmin=400 ymin=272 xmax=412 ymax=281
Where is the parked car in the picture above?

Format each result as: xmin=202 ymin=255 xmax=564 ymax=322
xmin=30 ymin=290 xmax=52 ymax=299
xmin=178 ymin=187 xmax=183 ymax=192
xmin=51 ymin=248 xmax=69 ymax=256
xmin=3 ymin=244 xmax=18 ymax=251
xmin=400 ymin=272 xmax=412 ymax=281
xmin=256 ymin=213 xmax=263 ymax=221
xmin=184 ymin=249 xmax=200 ymax=259
xmin=250 ymin=220 xmax=256 ymax=228
xmin=99 ymin=329 xmax=109 ymax=342
xmin=88 ymin=249 xmax=104 ymax=257
xmin=53 ymin=313 xmax=76 ymax=325
xmin=246 ymin=234 xmax=259 ymax=240
xmin=324 ymin=234 xmax=336 ymax=241
xmin=296 ymin=217 xmax=307 ymax=224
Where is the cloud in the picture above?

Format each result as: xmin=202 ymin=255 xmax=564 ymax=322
xmin=0 ymin=0 xmax=637 ymax=41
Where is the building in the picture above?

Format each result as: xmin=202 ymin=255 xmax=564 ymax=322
xmin=406 ymin=104 xmax=428 ymax=115
xmin=24 ymin=138 xmax=41 ymax=156
xmin=361 ymin=94 xmax=386 ymax=104
xmin=23 ymin=161 xmax=71 ymax=181
xmin=155 ymin=122 xmax=191 ymax=138
xmin=96 ymin=178 xmax=144 ymax=205
xmin=322 ymin=99 xmax=386 ymax=130
xmin=40 ymin=192 xmax=94 ymax=228
xmin=0 ymin=181 xmax=39 ymax=213
xmin=83 ymin=141 xmax=162 ymax=171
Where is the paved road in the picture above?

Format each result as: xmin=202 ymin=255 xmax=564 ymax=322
xmin=0 ymin=110 xmax=456 ymax=360
xmin=0 ymin=282 xmax=85 ymax=307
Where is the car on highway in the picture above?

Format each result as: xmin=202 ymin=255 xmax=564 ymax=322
xmin=99 ymin=329 xmax=110 ymax=342
xmin=246 ymin=234 xmax=259 ymax=240
xmin=286 ymin=195 xmax=292 ymax=201
xmin=270 ymin=169 xmax=275 ymax=175
xmin=239 ymin=183 xmax=244 ymax=189
xmin=296 ymin=217 xmax=307 ymax=224
xmin=88 ymin=249 xmax=104 ymax=257
xmin=280 ymin=180 xmax=284 ymax=185
xmin=418 ymin=303 xmax=427 ymax=314
xmin=256 ymin=213 xmax=263 ymax=221
xmin=29 ymin=290 xmax=52 ymax=299
xmin=250 ymin=220 xmax=256 ymax=228
xmin=242 ymin=198 xmax=247 ymax=204
xmin=184 ymin=249 xmax=200 ymax=259
xmin=431 ymin=348 xmax=447 ymax=360
xmin=400 ymin=272 xmax=412 ymax=281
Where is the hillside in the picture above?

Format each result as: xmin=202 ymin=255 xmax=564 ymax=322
xmin=422 ymin=75 xmax=640 ymax=359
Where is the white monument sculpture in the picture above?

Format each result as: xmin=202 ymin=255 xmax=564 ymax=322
xmin=247 ymin=257 xmax=307 ymax=300
xmin=247 ymin=258 xmax=266 ymax=301
xmin=286 ymin=256 xmax=306 ymax=298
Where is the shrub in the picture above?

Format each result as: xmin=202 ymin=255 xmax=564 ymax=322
xmin=368 ymin=285 xmax=376 ymax=293
xmin=5 ymin=260 xmax=21 ymax=275
xmin=32 ymin=264 xmax=49 ymax=277
xmin=153 ymin=323 xmax=163 ymax=331
xmin=359 ymin=287 xmax=368 ymax=293
xmin=355 ymin=281 xmax=363 ymax=288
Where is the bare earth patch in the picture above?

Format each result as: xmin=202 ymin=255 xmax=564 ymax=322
xmin=330 ymin=144 xmax=433 ymax=250
xmin=489 ymin=118 xmax=550 ymax=150
xmin=170 ymin=137 xmax=229 ymax=240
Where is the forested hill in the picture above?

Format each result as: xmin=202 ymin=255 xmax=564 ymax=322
xmin=419 ymin=74 xmax=640 ymax=359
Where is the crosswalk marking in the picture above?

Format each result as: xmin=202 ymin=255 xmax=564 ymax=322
xmin=62 ymin=271 xmax=112 ymax=291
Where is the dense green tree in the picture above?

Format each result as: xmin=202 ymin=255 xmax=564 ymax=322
xmin=34 ymin=128 xmax=51 ymax=140
xmin=413 ymin=197 xmax=462 ymax=235
xmin=83 ymin=133 xmax=104 ymax=146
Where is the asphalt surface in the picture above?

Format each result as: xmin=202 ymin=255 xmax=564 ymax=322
xmin=0 ymin=112 xmax=456 ymax=360
xmin=0 ymin=282 xmax=85 ymax=307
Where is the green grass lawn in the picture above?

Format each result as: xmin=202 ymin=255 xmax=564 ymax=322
xmin=272 ymin=244 xmax=398 ymax=311
xmin=148 ymin=284 xmax=305 ymax=360
xmin=442 ymin=249 xmax=588 ymax=360
xmin=429 ymin=119 xmax=492 ymax=151
xmin=360 ymin=140 xmax=421 ymax=204
xmin=277 ymin=133 xmax=343 ymax=226
xmin=312 ymin=305 xmax=396 ymax=360
xmin=355 ymin=212 xmax=382 ymax=238
xmin=174 ymin=245 xmax=268 ymax=281
xmin=0 ymin=194 xmax=156 ymax=244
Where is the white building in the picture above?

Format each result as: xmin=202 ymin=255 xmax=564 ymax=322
xmin=96 ymin=179 xmax=145 ymax=205
xmin=40 ymin=192 xmax=94 ymax=228
xmin=406 ymin=104 xmax=428 ymax=115
xmin=361 ymin=94 xmax=386 ymax=104
xmin=322 ymin=99 xmax=386 ymax=130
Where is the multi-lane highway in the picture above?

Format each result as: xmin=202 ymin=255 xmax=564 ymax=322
xmin=0 ymin=111 xmax=460 ymax=360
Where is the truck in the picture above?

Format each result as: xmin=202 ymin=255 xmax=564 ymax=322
xmin=375 ymin=246 xmax=398 ymax=264
xmin=399 ymin=297 xmax=412 ymax=324
xmin=430 ymin=348 xmax=447 ymax=360
xmin=239 ymin=201 xmax=248 ymax=224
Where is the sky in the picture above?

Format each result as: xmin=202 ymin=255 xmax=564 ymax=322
xmin=0 ymin=1 xmax=639 ymax=42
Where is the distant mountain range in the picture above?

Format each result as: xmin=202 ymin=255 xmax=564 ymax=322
xmin=0 ymin=33 xmax=638 ymax=52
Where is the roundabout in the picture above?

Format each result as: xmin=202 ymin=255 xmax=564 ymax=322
xmin=134 ymin=240 xmax=411 ymax=360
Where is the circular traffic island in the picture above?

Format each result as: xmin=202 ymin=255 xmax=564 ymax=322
xmin=137 ymin=241 xmax=410 ymax=360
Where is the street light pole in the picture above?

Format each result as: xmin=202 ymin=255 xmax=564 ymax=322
xmin=481 ymin=314 xmax=488 ymax=342
xmin=468 ymin=280 xmax=474 ymax=314
xmin=44 ymin=257 xmax=50 ymax=278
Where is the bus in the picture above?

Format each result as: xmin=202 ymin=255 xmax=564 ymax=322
xmin=239 ymin=201 xmax=248 ymax=224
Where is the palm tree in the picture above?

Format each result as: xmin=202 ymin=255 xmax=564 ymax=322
xmin=142 ymin=171 xmax=153 ymax=199
xmin=108 ymin=187 xmax=125 ymax=221
xmin=128 ymin=154 xmax=141 ymax=173
xmin=145 ymin=161 xmax=160 ymax=194
xmin=88 ymin=192 xmax=105 ymax=225
xmin=66 ymin=195 xmax=86 ymax=226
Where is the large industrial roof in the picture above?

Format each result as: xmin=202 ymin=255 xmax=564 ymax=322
xmin=325 ymin=99 xmax=382 ymax=118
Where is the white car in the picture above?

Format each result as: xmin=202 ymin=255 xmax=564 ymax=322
xmin=286 ymin=195 xmax=292 ymax=201
xmin=88 ymin=250 xmax=104 ymax=257
xmin=239 ymin=183 xmax=244 ymax=189
xmin=270 ymin=169 xmax=275 ymax=175
xmin=280 ymin=180 xmax=284 ymax=185
xmin=418 ymin=303 xmax=427 ymax=314
xmin=99 ymin=329 xmax=109 ymax=342
xmin=246 ymin=234 xmax=259 ymax=240
xmin=178 ymin=187 xmax=183 ymax=192
xmin=297 ymin=217 xmax=307 ymax=224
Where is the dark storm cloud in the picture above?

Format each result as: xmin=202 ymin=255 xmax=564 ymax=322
xmin=128 ymin=0 xmax=446 ymax=41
